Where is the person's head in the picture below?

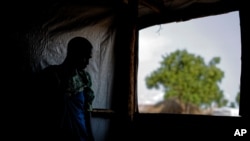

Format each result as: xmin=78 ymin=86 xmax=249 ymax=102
xmin=65 ymin=36 xmax=93 ymax=70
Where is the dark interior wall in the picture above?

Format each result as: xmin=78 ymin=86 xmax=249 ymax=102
xmin=2 ymin=1 xmax=52 ymax=139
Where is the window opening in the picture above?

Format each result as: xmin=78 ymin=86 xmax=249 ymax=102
xmin=138 ymin=11 xmax=241 ymax=117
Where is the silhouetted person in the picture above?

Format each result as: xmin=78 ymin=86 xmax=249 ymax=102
xmin=36 ymin=37 xmax=95 ymax=141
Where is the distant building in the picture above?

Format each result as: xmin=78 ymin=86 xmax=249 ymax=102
xmin=211 ymin=107 xmax=239 ymax=116
xmin=139 ymin=99 xmax=239 ymax=117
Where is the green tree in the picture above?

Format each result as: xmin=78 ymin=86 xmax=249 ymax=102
xmin=146 ymin=49 xmax=227 ymax=111
xmin=229 ymin=102 xmax=236 ymax=108
xmin=235 ymin=86 xmax=240 ymax=106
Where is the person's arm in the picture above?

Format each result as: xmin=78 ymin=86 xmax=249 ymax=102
xmin=83 ymin=71 xmax=95 ymax=111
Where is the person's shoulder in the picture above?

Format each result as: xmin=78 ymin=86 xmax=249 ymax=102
xmin=41 ymin=65 xmax=60 ymax=75
xmin=43 ymin=65 xmax=60 ymax=72
xmin=37 ymin=65 xmax=61 ymax=87
xmin=35 ymin=65 xmax=60 ymax=80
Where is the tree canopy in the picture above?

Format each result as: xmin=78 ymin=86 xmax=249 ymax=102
xmin=146 ymin=49 xmax=228 ymax=109
xmin=235 ymin=85 xmax=240 ymax=106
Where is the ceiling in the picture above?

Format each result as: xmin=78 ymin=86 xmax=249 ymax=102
xmin=138 ymin=0 xmax=239 ymax=29
xmin=5 ymin=0 xmax=239 ymax=33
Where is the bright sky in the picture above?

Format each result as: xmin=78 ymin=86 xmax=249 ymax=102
xmin=138 ymin=11 xmax=241 ymax=107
